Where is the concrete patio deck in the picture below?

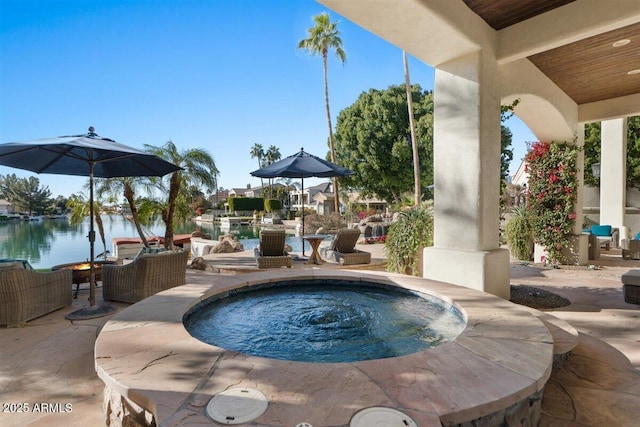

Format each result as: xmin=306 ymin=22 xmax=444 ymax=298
xmin=0 ymin=244 xmax=638 ymax=426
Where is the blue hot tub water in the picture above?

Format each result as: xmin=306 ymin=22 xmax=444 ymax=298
xmin=184 ymin=280 xmax=466 ymax=363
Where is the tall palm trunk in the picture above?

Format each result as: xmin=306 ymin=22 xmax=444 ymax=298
xmin=404 ymin=50 xmax=421 ymax=206
xmin=94 ymin=206 xmax=107 ymax=259
xmin=162 ymin=172 xmax=180 ymax=250
xmin=123 ymin=182 xmax=150 ymax=248
xmin=323 ymin=52 xmax=340 ymax=213
xmin=257 ymin=158 xmax=264 ymax=189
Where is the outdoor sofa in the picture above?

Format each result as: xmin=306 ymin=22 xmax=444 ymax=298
xmin=102 ymin=250 xmax=189 ymax=303
xmin=0 ymin=267 xmax=72 ymax=327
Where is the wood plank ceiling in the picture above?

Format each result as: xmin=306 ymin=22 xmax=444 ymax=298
xmin=462 ymin=0 xmax=640 ymax=105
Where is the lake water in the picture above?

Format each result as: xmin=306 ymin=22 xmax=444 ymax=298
xmin=0 ymin=215 xmax=309 ymax=269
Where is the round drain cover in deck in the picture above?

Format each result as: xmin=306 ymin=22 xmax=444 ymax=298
xmin=206 ymin=388 xmax=268 ymax=425
xmin=350 ymin=407 xmax=417 ymax=427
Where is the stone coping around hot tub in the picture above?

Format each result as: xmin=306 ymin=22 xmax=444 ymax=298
xmin=95 ymin=270 xmax=554 ymax=427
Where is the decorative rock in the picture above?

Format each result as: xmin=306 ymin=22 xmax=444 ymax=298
xmin=192 ymin=234 xmax=245 ymax=255
xmin=219 ymin=233 xmax=239 ymax=243
xmin=208 ymin=240 xmax=234 ymax=253
xmin=190 ymin=257 xmax=207 ymax=270
xmin=191 ymin=230 xmax=211 ymax=239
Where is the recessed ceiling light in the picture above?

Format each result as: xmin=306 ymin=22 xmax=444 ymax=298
xmin=613 ymin=39 xmax=631 ymax=47
xmin=628 ymin=69 xmax=640 ymax=75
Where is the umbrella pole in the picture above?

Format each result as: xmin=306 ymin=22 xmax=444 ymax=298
xmin=66 ymin=158 xmax=115 ymax=320
xmin=301 ymin=177 xmax=305 ymax=257
xmin=89 ymin=163 xmax=96 ymax=307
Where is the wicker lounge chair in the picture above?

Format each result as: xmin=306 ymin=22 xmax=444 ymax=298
xmin=0 ymin=268 xmax=72 ymax=327
xmin=320 ymin=228 xmax=371 ymax=265
xmin=102 ymin=251 xmax=189 ymax=303
xmin=622 ymin=238 xmax=640 ymax=260
xmin=254 ymin=229 xmax=292 ymax=268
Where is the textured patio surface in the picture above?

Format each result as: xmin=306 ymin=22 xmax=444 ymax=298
xmin=0 ymin=245 xmax=638 ymax=426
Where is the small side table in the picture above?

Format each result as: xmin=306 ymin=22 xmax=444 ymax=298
xmin=302 ymin=234 xmax=329 ymax=265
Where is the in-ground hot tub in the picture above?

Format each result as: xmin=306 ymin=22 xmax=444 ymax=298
xmin=95 ymin=270 xmax=554 ymax=426
xmin=184 ymin=280 xmax=467 ymax=363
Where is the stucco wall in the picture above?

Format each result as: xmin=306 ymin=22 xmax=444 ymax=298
xmin=584 ymin=185 xmax=640 ymax=235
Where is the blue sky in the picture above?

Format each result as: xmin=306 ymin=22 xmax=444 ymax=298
xmin=0 ymin=0 xmax=535 ymax=198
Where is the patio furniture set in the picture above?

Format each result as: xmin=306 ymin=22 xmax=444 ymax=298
xmin=254 ymin=228 xmax=372 ymax=268
xmin=4 ymin=225 xmax=633 ymax=328
xmin=0 ymin=250 xmax=189 ymax=327
xmin=585 ymin=224 xmax=640 ymax=262
xmin=1 ymin=228 xmax=370 ymax=327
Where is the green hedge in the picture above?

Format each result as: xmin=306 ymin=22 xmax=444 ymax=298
xmin=228 ymin=197 xmax=264 ymax=211
xmin=264 ymin=199 xmax=281 ymax=212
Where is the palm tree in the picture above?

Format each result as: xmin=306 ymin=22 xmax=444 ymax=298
xmin=403 ymin=50 xmax=421 ymax=206
xmin=298 ymin=12 xmax=346 ymax=214
xmin=96 ymin=176 xmax=152 ymax=248
xmin=144 ymin=140 xmax=218 ymax=249
xmin=67 ymin=193 xmax=108 ymax=259
xmin=250 ymin=143 xmax=265 ymax=190
xmin=265 ymin=145 xmax=281 ymax=198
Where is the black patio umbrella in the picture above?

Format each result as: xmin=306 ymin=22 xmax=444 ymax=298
xmin=250 ymin=148 xmax=354 ymax=256
xmin=0 ymin=127 xmax=181 ymax=319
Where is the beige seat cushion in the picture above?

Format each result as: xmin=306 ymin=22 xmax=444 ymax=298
xmin=0 ymin=261 xmax=26 ymax=269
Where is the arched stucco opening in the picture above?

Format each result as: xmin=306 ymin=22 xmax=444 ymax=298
xmin=502 ymin=93 xmax=575 ymax=143
xmin=499 ymin=58 xmax=579 ymax=144
xmin=500 ymin=91 xmax=588 ymax=265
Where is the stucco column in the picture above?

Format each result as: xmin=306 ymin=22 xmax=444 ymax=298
xmin=423 ymin=51 xmax=510 ymax=299
xmin=600 ymin=117 xmax=628 ymax=242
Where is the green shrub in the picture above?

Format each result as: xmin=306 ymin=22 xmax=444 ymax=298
xmin=228 ymin=197 xmax=264 ymax=212
xmin=505 ymin=205 xmax=533 ymax=261
xmin=264 ymin=199 xmax=281 ymax=212
xmin=385 ymin=205 xmax=434 ymax=276
xmin=302 ymin=213 xmax=346 ymax=234
xmin=525 ymin=141 xmax=579 ymax=264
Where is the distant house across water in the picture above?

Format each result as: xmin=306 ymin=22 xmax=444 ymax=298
xmin=0 ymin=199 xmax=15 ymax=216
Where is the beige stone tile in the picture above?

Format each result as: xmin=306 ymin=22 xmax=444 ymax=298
xmin=2 ymin=259 xmax=639 ymax=426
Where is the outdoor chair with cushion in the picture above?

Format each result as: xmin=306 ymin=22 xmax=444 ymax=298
xmin=622 ymin=231 xmax=640 ymax=260
xmin=0 ymin=267 xmax=72 ymax=327
xmin=254 ymin=229 xmax=292 ymax=268
xmin=102 ymin=250 xmax=189 ymax=303
xmin=320 ymin=228 xmax=371 ymax=265
xmin=589 ymin=225 xmax=619 ymax=250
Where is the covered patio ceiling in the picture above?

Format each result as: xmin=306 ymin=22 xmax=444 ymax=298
xmin=319 ymin=0 xmax=640 ymax=122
